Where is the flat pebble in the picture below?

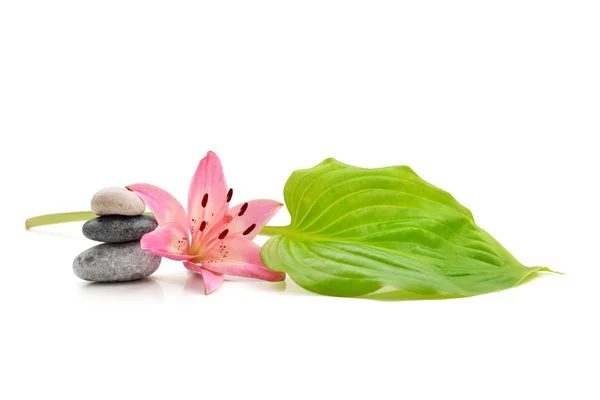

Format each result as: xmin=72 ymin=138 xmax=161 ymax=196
xmin=82 ymin=215 xmax=158 ymax=243
xmin=91 ymin=187 xmax=145 ymax=216
xmin=73 ymin=241 xmax=161 ymax=282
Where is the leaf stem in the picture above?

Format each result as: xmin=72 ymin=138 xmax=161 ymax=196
xmin=258 ymin=225 xmax=289 ymax=237
xmin=25 ymin=211 xmax=288 ymax=238
xmin=25 ymin=211 xmax=97 ymax=229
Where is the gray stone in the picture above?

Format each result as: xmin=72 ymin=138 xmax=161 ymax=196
xmin=82 ymin=215 xmax=158 ymax=243
xmin=73 ymin=241 xmax=161 ymax=282
xmin=91 ymin=187 xmax=146 ymax=216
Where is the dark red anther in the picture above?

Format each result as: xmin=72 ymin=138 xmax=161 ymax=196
xmin=226 ymin=188 xmax=233 ymax=203
xmin=243 ymin=224 xmax=256 ymax=236
xmin=239 ymin=202 xmax=248 ymax=216
xmin=218 ymin=229 xmax=229 ymax=239
xmin=201 ymin=193 xmax=209 ymax=208
xmin=199 ymin=221 xmax=207 ymax=231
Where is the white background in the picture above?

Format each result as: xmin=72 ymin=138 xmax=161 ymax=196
xmin=1 ymin=1 xmax=598 ymax=399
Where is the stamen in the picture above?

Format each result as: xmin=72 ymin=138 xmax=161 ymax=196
xmin=226 ymin=188 xmax=233 ymax=203
xmin=239 ymin=202 xmax=248 ymax=216
xmin=199 ymin=221 xmax=207 ymax=231
xmin=243 ymin=224 xmax=256 ymax=236
xmin=202 ymin=193 xmax=209 ymax=208
xmin=218 ymin=229 xmax=229 ymax=239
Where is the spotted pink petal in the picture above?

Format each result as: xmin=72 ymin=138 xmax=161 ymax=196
xmin=188 ymin=151 xmax=230 ymax=250
xmin=222 ymin=199 xmax=283 ymax=240
xmin=183 ymin=261 xmax=224 ymax=294
xmin=140 ymin=223 xmax=195 ymax=261
xmin=127 ymin=183 xmax=188 ymax=229
xmin=201 ymin=237 xmax=286 ymax=282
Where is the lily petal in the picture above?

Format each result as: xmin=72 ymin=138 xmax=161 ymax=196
xmin=188 ymin=151 xmax=229 ymax=249
xmin=183 ymin=261 xmax=224 ymax=294
xmin=127 ymin=183 xmax=188 ymax=229
xmin=140 ymin=223 xmax=195 ymax=261
xmin=202 ymin=237 xmax=286 ymax=282
xmin=220 ymin=199 xmax=283 ymax=240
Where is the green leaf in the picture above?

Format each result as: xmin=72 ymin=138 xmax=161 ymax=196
xmin=260 ymin=158 xmax=553 ymax=298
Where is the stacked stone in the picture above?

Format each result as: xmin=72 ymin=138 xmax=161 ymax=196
xmin=73 ymin=187 xmax=162 ymax=282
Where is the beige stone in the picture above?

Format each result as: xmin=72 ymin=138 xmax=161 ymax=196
xmin=91 ymin=187 xmax=146 ymax=216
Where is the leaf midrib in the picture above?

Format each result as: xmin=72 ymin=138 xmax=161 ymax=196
xmin=268 ymin=224 xmax=508 ymax=271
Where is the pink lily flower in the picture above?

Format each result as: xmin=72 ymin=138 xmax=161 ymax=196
xmin=126 ymin=151 xmax=286 ymax=294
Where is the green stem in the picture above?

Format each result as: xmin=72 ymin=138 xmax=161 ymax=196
xmin=25 ymin=211 xmax=288 ymax=237
xmin=258 ymin=225 xmax=289 ymax=237
xmin=25 ymin=211 xmax=97 ymax=229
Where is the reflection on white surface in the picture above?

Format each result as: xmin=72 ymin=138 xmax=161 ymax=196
xmin=74 ymin=269 xmax=312 ymax=303
xmin=183 ymin=271 xmax=206 ymax=294
xmin=152 ymin=270 xmax=292 ymax=295
xmin=179 ymin=271 xmax=290 ymax=297
xmin=272 ymin=279 xmax=313 ymax=296
xmin=78 ymin=278 xmax=165 ymax=304
xmin=220 ymin=274 xmax=288 ymax=292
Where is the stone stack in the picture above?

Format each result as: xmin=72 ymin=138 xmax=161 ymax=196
xmin=73 ymin=187 xmax=162 ymax=282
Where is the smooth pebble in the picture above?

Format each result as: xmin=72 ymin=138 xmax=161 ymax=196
xmin=82 ymin=215 xmax=158 ymax=243
xmin=91 ymin=187 xmax=145 ymax=216
xmin=73 ymin=241 xmax=161 ymax=282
